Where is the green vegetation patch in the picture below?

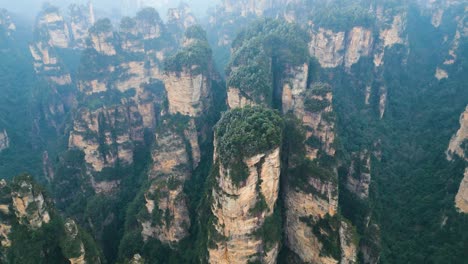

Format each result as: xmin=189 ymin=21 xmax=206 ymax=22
xmin=214 ymin=107 xmax=283 ymax=186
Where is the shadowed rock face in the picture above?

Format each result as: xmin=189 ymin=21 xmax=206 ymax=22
xmin=448 ymin=105 xmax=468 ymax=213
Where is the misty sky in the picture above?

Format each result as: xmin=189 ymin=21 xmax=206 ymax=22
xmin=0 ymin=0 xmax=219 ymax=20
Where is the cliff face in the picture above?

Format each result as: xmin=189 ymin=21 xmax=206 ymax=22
xmin=209 ymin=132 xmax=281 ymax=263
xmin=68 ymin=105 xmax=144 ymax=193
xmin=29 ymin=5 xmax=76 ymax=87
xmin=164 ymin=71 xmax=211 ymax=116
xmin=0 ymin=130 xmax=9 ymax=152
xmin=280 ymin=62 xmax=345 ymax=263
xmin=69 ymin=3 xmax=95 ymax=49
xmin=447 ymin=105 xmax=468 ymax=213
xmin=140 ymin=127 xmax=191 ymax=243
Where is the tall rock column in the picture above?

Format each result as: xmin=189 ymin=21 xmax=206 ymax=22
xmin=447 ymin=105 xmax=468 ymax=213
xmin=208 ymin=107 xmax=283 ymax=264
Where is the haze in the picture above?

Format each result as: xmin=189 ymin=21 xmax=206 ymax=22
xmin=0 ymin=0 xmax=219 ymax=20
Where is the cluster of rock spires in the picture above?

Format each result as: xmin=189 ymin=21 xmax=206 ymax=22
xmin=0 ymin=175 xmax=102 ymax=263
xmin=0 ymin=0 xmax=466 ymax=263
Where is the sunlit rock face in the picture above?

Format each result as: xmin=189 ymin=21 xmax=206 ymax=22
xmin=447 ymin=105 xmax=468 ymax=213
xmin=281 ymin=64 xmax=342 ymax=263
xmin=29 ymin=5 xmax=73 ymax=86
xmin=209 ymin=148 xmax=281 ymax=264
xmin=10 ymin=177 xmax=51 ymax=229
xmin=207 ymin=108 xmax=282 ymax=264
xmin=164 ymin=70 xmax=211 ymax=117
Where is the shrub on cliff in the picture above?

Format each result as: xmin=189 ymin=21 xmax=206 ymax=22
xmin=214 ymin=107 xmax=283 ymax=185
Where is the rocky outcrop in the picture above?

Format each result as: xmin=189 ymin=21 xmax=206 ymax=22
xmin=63 ymin=219 xmax=86 ymax=264
xmin=69 ymin=3 xmax=95 ymax=49
xmin=209 ymin=148 xmax=281 ymax=264
xmin=344 ymin=27 xmax=374 ymax=68
xmin=68 ymin=105 xmax=144 ymax=193
xmin=167 ymin=3 xmax=197 ymax=32
xmin=0 ymin=9 xmax=15 ymax=36
xmin=164 ymin=71 xmax=211 ymax=117
xmin=0 ymin=176 xmax=102 ymax=263
xmin=309 ymin=28 xmax=346 ymax=68
xmin=208 ymin=108 xmax=283 ymax=264
xmin=36 ymin=6 xmax=70 ymax=49
xmin=455 ymin=169 xmax=468 ymax=213
xmin=0 ymin=130 xmax=9 ymax=152
xmin=281 ymin=65 xmax=342 ymax=262
xmin=0 ymin=179 xmax=12 ymax=250
xmin=346 ymin=150 xmax=372 ymax=200
xmin=435 ymin=67 xmax=449 ymax=80
xmin=140 ymin=126 xmax=192 ymax=243
xmin=308 ymin=26 xmax=373 ymax=69
xmin=89 ymin=19 xmax=117 ymax=56
xmin=340 ymin=220 xmax=358 ymax=264
xmin=447 ymin=106 xmax=468 ymax=160
xmin=29 ymin=5 xmax=73 ymax=86
xmin=10 ymin=177 xmax=51 ymax=229
xmin=447 ymin=105 xmax=468 ymax=213
xmin=374 ymin=13 xmax=407 ymax=67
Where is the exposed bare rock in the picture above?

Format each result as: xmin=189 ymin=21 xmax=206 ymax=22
xmin=435 ymin=67 xmax=449 ymax=80
xmin=455 ymin=168 xmax=468 ymax=213
xmin=344 ymin=27 xmax=373 ymax=68
xmin=140 ymin=128 xmax=191 ymax=243
xmin=379 ymin=86 xmax=387 ymax=119
xmin=340 ymin=221 xmax=358 ymax=264
xmin=282 ymin=63 xmax=309 ymax=113
xmin=11 ymin=178 xmax=50 ymax=229
xmin=447 ymin=105 xmax=468 ymax=213
xmin=444 ymin=14 xmax=467 ymax=65
xmin=29 ymin=42 xmax=72 ymax=85
xmin=346 ymin=150 xmax=372 ymax=199
xmin=69 ymin=3 xmax=95 ymax=49
xmin=374 ymin=14 xmax=407 ymax=67
xmin=135 ymin=8 xmax=164 ymax=40
xmin=69 ymin=105 xmax=143 ymax=172
xmin=0 ymin=180 xmax=12 ymax=248
xmin=209 ymin=148 xmax=281 ymax=264
xmin=432 ymin=9 xmax=444 ymax=27
xmin=36 ymin=6 xmax=70 ymax=48
xmin=309 ymin=28 xmax=345 ymax=68
xmin=0 ymin=130 xmax=9 ymax=152
xmin=63 ymin=219 xmax=86 ymax=264
xmin=284 ymin=177 xmax=339 ymax=263
xmin=89 ymin=19 xmax=117 ymax=56
xmin=167 ymin=3 xmax=197 ymax=32
xmin=130 ymin=254 xmax=144 ymax=264
xmin=227 ymin=87 xmax=257 ymax=109
xmin=164 ymin=71 xmax=211 ymax=117
xmin=448 ymin=106 xmax=468 ymax=160
xmin=0 ymin=9 xmax=16 ymax=35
